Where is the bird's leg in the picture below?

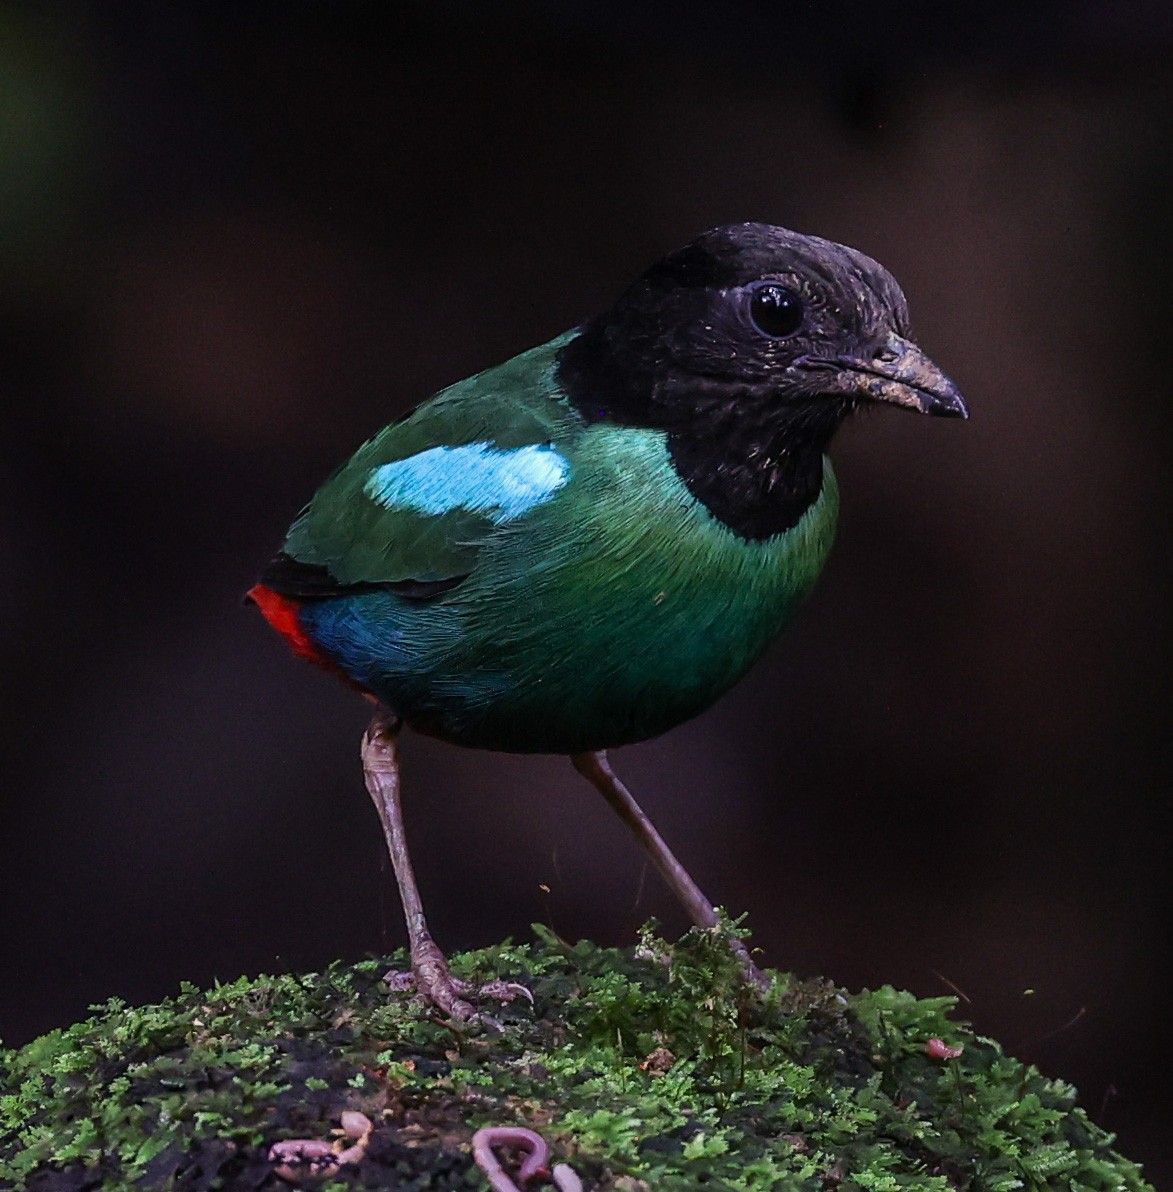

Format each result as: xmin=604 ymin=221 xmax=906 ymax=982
xmin=362 ymin=711 xmax=531 ymax=1022
xmin=361 ymin=709 xmax=481 ymax=1022
xmin=570 ymin=750 xmax=768 ymax=990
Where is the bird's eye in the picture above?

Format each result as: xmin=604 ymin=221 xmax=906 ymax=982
xmin=748 ymin=282 xmax=803 ymax=338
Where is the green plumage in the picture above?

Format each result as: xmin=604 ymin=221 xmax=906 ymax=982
xmin=283 ymin=335 xmax=839 ymax=752
xmin=253 ymin=222 xmax=966 ymax=1022
xmin=286 ymin=336 xmax=583 ymax=584
xmin=260 ymin=222 xmax=966 ymax=755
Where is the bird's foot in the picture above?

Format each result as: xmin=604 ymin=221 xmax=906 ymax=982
xmin=703 ymin=914 xmax=772 ymax=993
xmin=384 ymin=938 xmax=532 ymax=1027
xmin=730 ymin=943 xmax=771 ymax=993
xmin=384 ymin=969 xmax=533 ymax=1009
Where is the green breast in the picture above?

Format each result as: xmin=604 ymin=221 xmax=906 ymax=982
xmin=421 ymin=425 xmax=839 ymax=752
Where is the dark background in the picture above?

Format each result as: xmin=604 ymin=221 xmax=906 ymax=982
xmin=2 ymin=0 xmax=1171 ymax=1182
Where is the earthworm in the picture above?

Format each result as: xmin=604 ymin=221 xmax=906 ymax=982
xmin=269 ymin=1110 xmax=373 ymax=1182
xmin=471 ymin=1126 xmax=551 ymax=1190
xmin=925 ymin=1037 xmax=964 ymax=1060
xmin=551 ymin=1161 xmax=585 ymax=1191
xmin=268 ymin=1139 xmax=337 ymax=1182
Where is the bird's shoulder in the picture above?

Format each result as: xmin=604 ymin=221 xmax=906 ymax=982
xmin=276 ymin=332 xmax=585 ymax=588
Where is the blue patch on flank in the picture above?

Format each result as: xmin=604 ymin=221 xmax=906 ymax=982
xmin=300 ymin=594 xmax=415 ymax=688
xmin=364 ymin=442 xmax=570 ymax=523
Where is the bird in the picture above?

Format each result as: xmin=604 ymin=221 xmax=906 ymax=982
xmin=248 ymin=222 xmax=967 ymax=1022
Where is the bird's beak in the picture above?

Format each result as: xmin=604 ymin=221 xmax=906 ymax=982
xmin=839 ymin=334 xmax=968 ymax=418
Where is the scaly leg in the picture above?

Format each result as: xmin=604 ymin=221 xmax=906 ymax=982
xmin=362 ymin=709 xmax=533 ymax=1023
xmin=570 ymin=750 xmax=767 ymax=990
xmin=363 ymin=711 xmax=530 ymax=1021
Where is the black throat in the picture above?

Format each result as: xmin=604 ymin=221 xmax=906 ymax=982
xmin=558 ymin=326 xmax=850 ymax=540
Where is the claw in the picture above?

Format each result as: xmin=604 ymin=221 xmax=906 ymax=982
xmin=383 ymin=969 xmax=417 ymax=993
xmin=477 ymin=980 xmax=536 ymax=1006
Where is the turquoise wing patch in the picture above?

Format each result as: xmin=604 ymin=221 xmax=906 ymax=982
xmin=364 ymin=443 xmax=569 ymax=524
xmin=281 ymin=333 xmax=583 ymax=585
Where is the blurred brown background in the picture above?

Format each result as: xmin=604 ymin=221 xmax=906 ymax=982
xmin=2 ymin=0 xmax=1171 ymax=1181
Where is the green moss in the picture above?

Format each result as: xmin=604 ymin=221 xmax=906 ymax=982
xmin=0 ymin=923 xmax=1152 ymax=1190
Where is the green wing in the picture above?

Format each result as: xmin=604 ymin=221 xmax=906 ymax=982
xmin=280 ymin=332 xmax=582 ymax=586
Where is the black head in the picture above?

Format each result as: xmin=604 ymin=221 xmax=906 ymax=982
xmin=559 ymin=222 xmax=967 ymax=539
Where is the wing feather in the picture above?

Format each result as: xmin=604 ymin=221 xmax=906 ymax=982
xmin=268 ymin=333 xmax=582 ymax=594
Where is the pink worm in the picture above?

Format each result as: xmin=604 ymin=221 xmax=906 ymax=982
xmin=926 ymin=1037 xmax=964 ymax=1060
xmin=269 ymin=1111 xmax=373 ymax=1182
xmin=471 ymin=1126 xmax=552 ymax=1190
xmin=551 ymin=1162 xmax=585 ymax=1192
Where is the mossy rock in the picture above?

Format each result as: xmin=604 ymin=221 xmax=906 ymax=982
xmin=0 ymin=924 xmax=1153 ymax=1190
